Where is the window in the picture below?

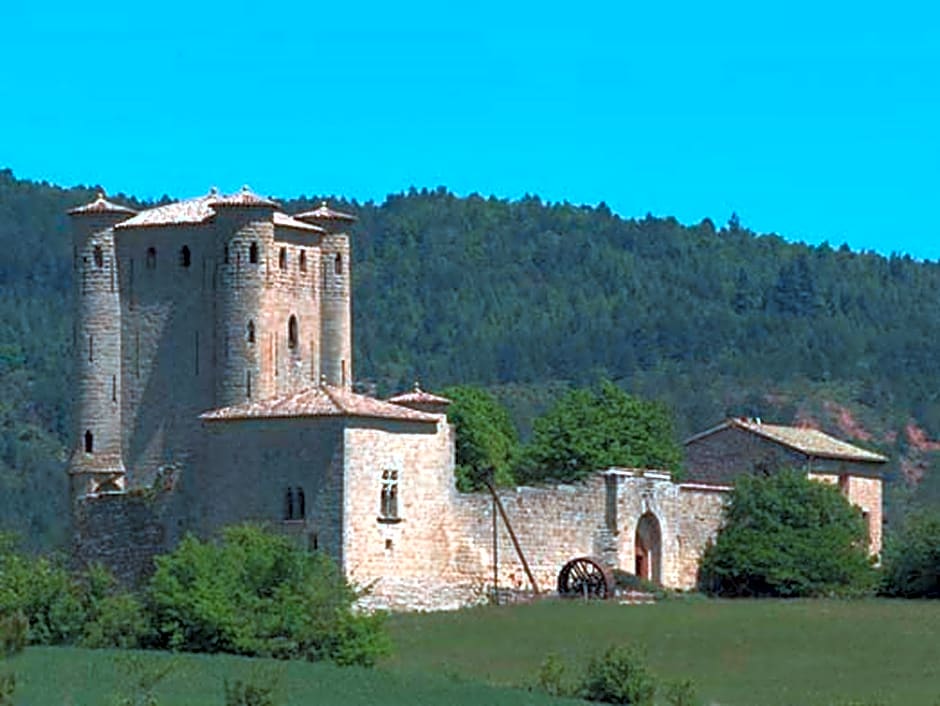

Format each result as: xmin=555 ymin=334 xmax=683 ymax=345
xmin=180 ymin=245 xmax=191 ymax=267
xmin=88 ymin=335 xmax=94 ymax=362
xmin=249 ymin=242 xmax=259 ymax=264
xmin=246 ymin=370 xmax=252 ymax=399
xmin=285 ymin=487 xmax=306 ymax=521
xmin=299 ymin=250 xmax=307 ymax=272
xmin=93 ymin=245 xmax=103 ymax=268
xmin=279 ymin=247 xmax=287 ymax=270
xmin=146 ymin=247 xmax=156 ymax=269
xmin=84 ymin=430 xmax=94 ymax=453
xmin=288 ymin=315 xmax=298 ymax=350
xmin=246 ymin=320 xmax=255 ymax=344
xmin=334 ymin=253 xmax=342 ymax=275
xmin=223 ymin=244 xmax=229 ymax=264
xmin=380 ymin=469 xmax=399 ymax=520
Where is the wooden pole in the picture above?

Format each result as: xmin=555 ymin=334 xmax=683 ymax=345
xmin=492 ymin=488 xmax=499 ymax=605
xmin=486 ymin=481 xmax=540 ymax=595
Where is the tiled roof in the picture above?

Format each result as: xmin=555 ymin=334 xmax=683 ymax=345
xmin=68 ymin=192 xmax=138 ymax=216
xmin=116 ymin=194 xmax=216 ymax=228
xmin=294 ymin=201 xmax=357 ymax=223
xmin=212 ymin=186 xmax=279 ymax=209
xmin=387 ymin=383 xmax=452 ymax=406
xmin=273 ymin=211 xmax=326 ymax=233
xmin=200 ymin=384 xmax=440 ymax=423
xmin=117 ymin=188 xmax=300 ymax=230
xmin=687 ymin=418 xmax=888 ymax=463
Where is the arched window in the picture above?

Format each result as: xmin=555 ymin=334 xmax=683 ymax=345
xmin=146 ymin=247 xmax=157 ymax=269
xmin=246 ymin=320 xmax=255 ymax=344
xmin=299 ymin=250 xmax=307 ymax=272
xmin=334 ymin=253 xmax=342 ymax=275
xmin=279 ymin=247 xmax=287 ymax=270
xmin=288 ymin=315 xmax=298 ymax=349
xmin=180 ymin=245 xmax=191 ymax=267
xmin=84 ymin=430 xmax=94 ymax=453
xmin=297 ymin=488 xmax=306 ymax=519
xmin=249 ymin=242 xmax=259 ymax=264
xmin=93 ymin=245 xmax=104 ymax=268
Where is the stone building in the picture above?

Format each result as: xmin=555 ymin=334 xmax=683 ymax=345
xmin=66 ymin=190 xmax=884 ymax=610
xmin=684 ymin=417 xmax=886 ymax=554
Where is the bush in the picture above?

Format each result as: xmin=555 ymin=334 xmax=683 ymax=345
xmin=699 ymin=471 xmax=876 ymax=597
xmin=0 ymin=613 xmax=27 ymax=657
xmin=611 ymin=570 xmax=664 ymax=597
xmin=82 ymin=593 xmax=152 ymax=649
xmin=223 ymin=666 xmax=284 ymax=706
xmin=147 ymin=524 xmax=389 ymax=666
xmin=881 ymin=509 xmax=940 ymax=598
xmin=535 ymin=653 xmax=573 ymax=698
xmin=580 ymin=645 xmax=656 ymax=705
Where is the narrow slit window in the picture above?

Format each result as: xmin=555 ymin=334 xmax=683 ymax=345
xmin=279 ymin=247 xmax=287 ymax=270
xmin=297 ymin=488 xmax=306 ymax=519
xmin=249 ymin=242 xmax=259 ymax=264
xmin=93 ymin=245 xmax=104 ymax=268
xmin=146 ymin=247 xmax=156 ymax=269
xmin=246 ymin=320 xmax=255 ymax=344
xmin=288 ymin=315 xmax=298 ymax=349
xmin=299 ymin=250 xmax=307 ymax=272
xmin=246 ymin=370 xmax=252 ymax=399
xmin=111 ymin=375 xmax=117 ymax=402
xmin=285 ymin=487 xmax=295 ymax=520
xmin=223 ymin=244 xmax=229 ymax=264
xmin=88 ymin=335 xmax=94 ymax=362
xmin=334 ymin=253 xmax=342 ymax=275
xmin=84 ymin=430 xmax=94 ymax=453
xmin=180 ymin=245 xmax=191 ymax=267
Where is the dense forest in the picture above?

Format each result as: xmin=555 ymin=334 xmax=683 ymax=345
xmin=1 ymin=168 xmax=938 ymax=547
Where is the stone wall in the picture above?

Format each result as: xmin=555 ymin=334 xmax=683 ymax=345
xmin=808 ymin=472 xmax=883 ymax=554
xmin=72 ymin=493 xmax=171 ymax=586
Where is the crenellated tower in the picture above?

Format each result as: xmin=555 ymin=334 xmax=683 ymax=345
xmin=296 ymin=202 xmax=355 ymax=389
xmin=67 ymin=193 xmax=137 ymax=501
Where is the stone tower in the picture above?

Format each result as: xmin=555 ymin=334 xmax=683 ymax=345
xmin=67 ymin=193 xmax=137 ymax=501
xmin=212 ymin=189 xmax=280 ymax=406
xmin=296 ymin=202 xmax=355 ymax=389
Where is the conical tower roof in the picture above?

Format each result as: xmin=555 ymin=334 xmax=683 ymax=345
xmin=68 ymin=192 xmax=137 ymax=216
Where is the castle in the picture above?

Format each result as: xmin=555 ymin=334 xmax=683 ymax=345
xmin=67 ymin=189 xmax=884 ymax=610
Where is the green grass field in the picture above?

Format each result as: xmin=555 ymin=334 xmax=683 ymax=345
xmin=3 ymin=599 xmax=938 ymax=705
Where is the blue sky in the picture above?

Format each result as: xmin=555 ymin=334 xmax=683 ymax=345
xmin=2 ymin=1 xmax=938 ymax=258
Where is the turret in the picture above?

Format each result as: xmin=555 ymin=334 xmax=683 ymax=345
xmin=295 ymin=202 xmax=355 ymax=389
xmin=212 ymin=187 xmax=279 ymax=406
xmin=67 ymin=192 xmax=136 ymax=501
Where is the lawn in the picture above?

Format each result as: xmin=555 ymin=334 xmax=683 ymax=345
xmin=4 ymin=599 xmax=938 ymax=705
xmin=386 ymin=597 xmax=940 ymax=706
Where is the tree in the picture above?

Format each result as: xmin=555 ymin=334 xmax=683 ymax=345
xmin=699 ymin=471 xmax=876 ymax=597
xmin=516 ymin=381 xmax=682 ymax=484
xmin=147 ymin=524 xmax=389 ymax=666
xmin=881 ymin=509 xmax=940 ymax=598
xmin=440 ymin=385 xmax=519 ymax=491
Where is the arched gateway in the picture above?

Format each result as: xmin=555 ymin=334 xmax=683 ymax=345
xmin=634 ymin=512 xmax=662 ymax=584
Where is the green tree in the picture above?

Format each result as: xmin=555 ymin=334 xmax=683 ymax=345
xmin=699 ymin=471 xmax=876 ymax=597
xmin=881 ymin=509 xmax=940 ymax=598
xmin=440 ymin=385 xmax=519 ymax=491
xmin=516 ymin=381 xmax=682 ymax=483
xmin=147 ymin=524 xmax=389 ymax=666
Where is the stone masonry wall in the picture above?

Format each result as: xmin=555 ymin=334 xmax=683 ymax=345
xmin=808 ymin=472 xmax=883 ymax=554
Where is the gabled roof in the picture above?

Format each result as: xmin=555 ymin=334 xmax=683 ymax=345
xmin=273 ymin=211 xmax=326 ymax=233
xmin=387 ymin=383 xmax=452 ymax=406
xmin=116 ymin=188 xmax=319 ymax=231
xmin=68 ymin=192 xmax=138 ymax=216
xmin=200 ymin=384 xmax=440 ymax=423
xmin=294 ymin=201 xmax=357 ymax=223
xmin=685 ymin=418 xmax=887 ymax=463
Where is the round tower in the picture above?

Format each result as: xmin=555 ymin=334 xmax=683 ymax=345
xmin=212 ymin=187 xmax=279 ymax=407
xmin=295 ymin=202 xmax=355 ymax=389
xmin=67 ymin=193 xmax=137 ymax=501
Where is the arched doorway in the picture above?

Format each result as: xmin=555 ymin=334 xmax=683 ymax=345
xmin=635 ymin=513 xmax=662 ymax=584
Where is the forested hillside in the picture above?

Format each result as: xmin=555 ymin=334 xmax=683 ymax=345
xmin=1 ymin=169 xmax=938 ymax=546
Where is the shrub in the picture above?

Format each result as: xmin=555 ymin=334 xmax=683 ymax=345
xmin=535 ymin=653 xmax=573 ymax=698
xmin=699 ymin=471 xmax=876 ymax=597
xmin=665 ymin=678 xmax=699 ymax=706
xmin=0 ymin=539 xmax=87 ymax=644
xmin=147 ymin=524 xmax=390 ymax=666
xmin=881 ymin=509 xmax=940 ymax=598
xmin=0 ymin=613 xmax=27 ymax=657
xmin=579 ymin=645 xmax=656 ymax=705
xmin=0 ymin=673 xmax=14 ymax=706
xmin=223 ymin=666 xmax=284 ymax=706
xmin=82 ymin=593 xmax=152 ymax=649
